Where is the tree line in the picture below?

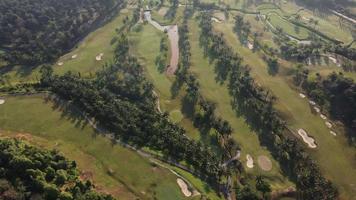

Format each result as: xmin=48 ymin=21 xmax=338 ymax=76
xmin=0 ymin=138 xmax=114 ymax=200
xmin=0 ymin=0 xmax=123 ymax=66
xmin=40 ymin=32 xmax=224 ymax=188
xmin=294 ymin=68 xmax=356 ymax=142
xmin=198 ymin=12 xmax=338 ymax=200
xmin=176 ymin=8 xmax=241 ymax=163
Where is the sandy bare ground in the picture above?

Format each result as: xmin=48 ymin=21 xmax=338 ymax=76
xmin=257 ymin=156 xmax=272 ymax=171
xmin=320 ymin=114 xmax=327 ymax=120
xmin=0 ymin=98 xmax=5 ymax=105
xmin=211 ymin=17 xmax=222 ymax=23
xmin=299 ymin=93 xmax=306 ymax=98
xmin=330 ymin=131 xmax=337 ymax=136
xmin=246 ymin=154 xmax=254 ymax=168
xmin=158 ymin=7 xmax=168 ymax=16
xmin=166 ymin=25 xmax=179 ymax=75
xmin=309 ymin=100 xmax=316 ymax=106
xmin=297 ymin=129 xmax=317 ymax=148
xmin=177 ymin=178 xmax=192 ymax=197
xmin=313 ymin=106 xmax=320 ymax=113
xmin=71 ymin=54 xmax=78 ymax=59
xmin=325 ymin=121 xmax=332 ymax=128
xmin=96 ymin=53 xmax=104 ymax=61
xmin=247 ymin=41 xmax=254 ymax=50
xmin=57 ymin=62 xmax=64 ymax=66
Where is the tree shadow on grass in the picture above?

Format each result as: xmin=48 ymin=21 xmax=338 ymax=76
xmin=43 ymin=95 xmax=102 ymax=138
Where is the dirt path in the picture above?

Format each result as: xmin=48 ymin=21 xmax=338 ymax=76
xmin=144 ymin=10 xmax=179 ymax=75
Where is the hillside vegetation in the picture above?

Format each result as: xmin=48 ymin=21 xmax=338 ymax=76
xmin=0 ymin=138 xmax=114 ymax=200
xmin=0 ymin=0 xmax=122 ymax=66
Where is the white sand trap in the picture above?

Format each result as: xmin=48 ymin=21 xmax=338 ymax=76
xmin=0 ymin=99 xmax=5 ymax=105
xmin=246 ymin=154 xmax=254 ymax=168
xmin=247 ymin=41 xmax=254 ymax=50
xmin=309 ymin=100 xmax=316 ymax=105
xmin=328 ymin=56 xmax=338 ymax=64
xmin=299 ymin=93 xmax=306 ymax=98
xmin=302 ymin=16 xmax=310 ymax=21
xmin=257 ymin=156 xmax=272 ymax=171
xmin=71 ymin=54 xmax=78 ymax=59
xmin=320 ymin=114 xmax=327 ymax=120
xmin=211 ymin=17 xmax=222 ymax=23
xmin=177 ymin=178 xmax=192 ymax=197
xmin=325 ymin=121 xmax=332 ymax=128
xmin=297 ymin=129 xmax=317 ymax=148
xmin=330 ymin=131 xmax=337 ymax=136
xmin=57 ymin=62 xmax=64 ymax=66
xmin=96 ymin=53 xmax=104 ymax=61
xmin=313 ymin=106 xmax=320 ymax=113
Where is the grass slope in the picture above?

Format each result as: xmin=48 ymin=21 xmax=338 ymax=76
xmin=213 ymin=21 xmax=356 ymax=200
xmin=0 ymin=94 xmax=185 ymax=200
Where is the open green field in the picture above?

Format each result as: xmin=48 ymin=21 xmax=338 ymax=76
xmin=0 ymin=94 xmax=188 ymax=200
xmin=213 ymin=20 xmax=356 ymax=199
xmin=267 ymin=12 xmax=310 ymax=40
xmin=0 ymin=9 xmax=131 ymax=85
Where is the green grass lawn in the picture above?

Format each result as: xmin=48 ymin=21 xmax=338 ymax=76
xmin=189 ymin=19 xmax=294 ymax=190
xmin=128 ymin=23 xmax=222 ymax=198
xmin=280 ymin=1 xmax=354 ymax=44
xmin=267 ymin=13 xmax=310 ymax=40
xmin=213 ymin=21 xmax=356 ymax=200
xmin=0 ymin=94 xmax=186 ymax=200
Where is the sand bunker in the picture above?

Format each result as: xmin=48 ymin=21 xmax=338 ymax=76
xmin=247 ymin=41 xmax=254 ymax=50
xmin=325 ymin=121 xmax=332 ymax=128
xmin=313 ymin=106 xmax=320 ymax=113
xmin=320 ymin=114 xmax=327 ymax=120
xmin=0 ymin=98 xmax=5 ymax=105
xmin=297 ymin=129 xmax=317 ymax=148
xmin=246 ymin=154 xmax=254 ymax=168
xmin=330 ymin=131 xmax=337 ymax=136
xmin=257 ymin=156 xmax=272 ymax=171
xmin=177 ymin=178 xmax=192 ymax=197
xmin=71 ymin=54 xmax=78 ymax=59
xmin=211 ymin=17 xmax=222 ymax=23
xmin=299 ymin=93 xmax=306 ymax=98
xmin=96 ymin=53 xmax=104 ymax=61
xmin=309 ymin=100 xmax=316 ymax=106
xmin=57 ymin=62 xmax=64 ymax=66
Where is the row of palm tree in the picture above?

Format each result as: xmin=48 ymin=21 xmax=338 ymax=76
xmin=198 ymin=12 xmax=338 ymax=200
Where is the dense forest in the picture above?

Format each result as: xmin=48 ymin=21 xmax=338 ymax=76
xmin=199 ymin=12 xmax=338 ymax=200
xmin=0 ymin=138 xmax=114 ymax=200
xmin=0 ymin=0 xmax=122 ymax=66
xmin=294 ymin=70 xmax=356 ymax=141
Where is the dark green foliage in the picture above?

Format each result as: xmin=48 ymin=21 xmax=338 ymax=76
xmin=300 ymin=71 xmax=356 ymax=141
xmin=40 ymin=32 xmax=223 ymax=185
xmin=0 ymin=0 xmax=123 ymax=66
xmin=0 ymin=138 xmax=114 ymax=200
xmin=199 ymin=12 xmax=338 ymax=200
